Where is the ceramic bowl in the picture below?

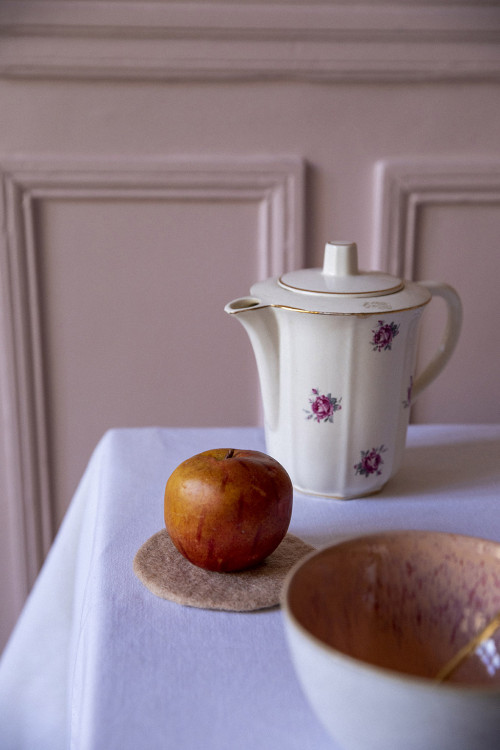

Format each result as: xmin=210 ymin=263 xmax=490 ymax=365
xmin=281 ymin=531 xmax=500 ymax=750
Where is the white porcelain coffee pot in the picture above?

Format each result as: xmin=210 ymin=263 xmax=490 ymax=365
xmin=225 ymin=241 xmax=462 ymax=499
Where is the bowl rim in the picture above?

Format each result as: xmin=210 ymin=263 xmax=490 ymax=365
xmin=281 ymin=528 xmax=500 ymax=695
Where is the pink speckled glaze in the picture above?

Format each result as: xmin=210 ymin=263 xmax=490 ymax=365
xmin=288 ymin=531 xmax=500 ymax=685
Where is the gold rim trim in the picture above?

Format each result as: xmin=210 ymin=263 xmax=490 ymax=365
xmin=279 ymin=277 xmax=405 ymax=297
xmin=229 ymin=300 xmax=431 ymax=316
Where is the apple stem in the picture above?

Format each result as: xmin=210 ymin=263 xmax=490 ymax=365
xmin=225 ymin=449 xmax=235 ymax=459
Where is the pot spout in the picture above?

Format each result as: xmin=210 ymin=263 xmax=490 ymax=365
xmin=224 ymin=297 xmax=279 ymax=431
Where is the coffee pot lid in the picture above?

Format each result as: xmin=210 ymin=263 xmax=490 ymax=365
xmin=249 ymin=240 xmax=431 ymax=314
xmin=279 ymin=242 xmax=403 ymax=297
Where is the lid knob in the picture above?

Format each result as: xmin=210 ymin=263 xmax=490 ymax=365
xmin=323 ymin=242 xmax=359 ymax=277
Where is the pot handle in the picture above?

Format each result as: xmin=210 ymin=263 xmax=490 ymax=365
xmin=412 ymin=282 xmax=462 ymax=402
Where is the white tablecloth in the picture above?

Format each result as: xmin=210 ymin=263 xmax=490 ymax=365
xmin=1 ymin=425 xmax=500 ymax=750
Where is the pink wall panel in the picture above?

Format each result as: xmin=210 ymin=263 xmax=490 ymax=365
xmin=412 ymin=202 xmax=500 ymax=424
xmin=38 ymin=197 xmax=263 ymax=522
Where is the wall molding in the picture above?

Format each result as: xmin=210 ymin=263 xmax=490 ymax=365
xmin=0 ymin=154 xmax=304 ymax=596
xmin=1 ymin=2 xmax=500 ymax=82
xmin=373 ymin=157 xmax=500 ymax=278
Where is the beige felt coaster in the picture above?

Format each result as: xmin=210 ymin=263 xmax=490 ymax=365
xmin=133 ymin=529 xmax=314 ymax=612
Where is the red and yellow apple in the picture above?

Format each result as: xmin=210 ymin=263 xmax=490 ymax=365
xmin=164 ymin=448 xmax=293 ymax=572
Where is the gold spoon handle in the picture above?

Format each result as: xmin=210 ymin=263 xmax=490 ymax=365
xmin=435 ymin=611 xmax=500 ymax=683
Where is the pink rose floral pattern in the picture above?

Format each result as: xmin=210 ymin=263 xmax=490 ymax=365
xmin=305 ymin=388 xmax=342 ymax=423
xmin=371 ymin=320 xmax=400 ymax=352
xmin=403 ymin=376 xmax=413 ymax=409
xmin=354 ymin=445 xmax=386 ymax=477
